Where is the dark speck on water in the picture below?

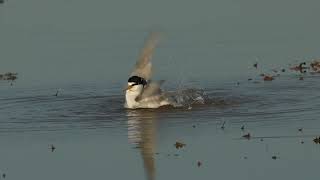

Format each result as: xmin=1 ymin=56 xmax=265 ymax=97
xmin=174 ymin=142 xmax=186 ymax=149
xmin=242 ymin=133 xmax=251 ymax=140
xmin=240 ymin=125 xmax=245 ymax=131
xmin=197 ymin=161 xmax=202 ymax=167
xmin=50 ymin=144 xmax=56 ymax=152
xmin=221 ymin=121 xmax=226 ymax=130
xmin=272 ymin=156 xmax=278 ymax=160
xmin=313 ymin=137 xmax=320 ymax=144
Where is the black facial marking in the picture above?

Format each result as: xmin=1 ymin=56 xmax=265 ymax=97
xmin=128 ymin=76 xmax=147 ymax=86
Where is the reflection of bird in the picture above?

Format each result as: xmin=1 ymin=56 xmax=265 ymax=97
xmin=124 ymin=33 xmax=171 ymax=109
xmin=127 ymin=110 xmax=157 ymax=180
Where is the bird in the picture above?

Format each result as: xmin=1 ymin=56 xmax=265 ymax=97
xmin=124 ymin=33 xmax=172 ymax=109
xmin=124 ymin=33 xmax=206 ymax=109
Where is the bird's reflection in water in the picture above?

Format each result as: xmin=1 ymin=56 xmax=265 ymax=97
xmin=127 ymin=109 xmax=158 ymax=180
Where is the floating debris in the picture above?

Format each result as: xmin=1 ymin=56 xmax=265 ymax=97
xmin=310 ymin=60 xmax=320 ymax=72
xmin=253 ymin=63 xmax=258 ymax=69
xmin=243 ymin=156 xmax=248 ymax=160
xmin=50 ymin=144 xmax=56 ymax=152
xmin=221 ymin=121 xmax=226 ymax=130
xmin=272 ymin=155 xmax=278 ymax=160
xmin=260 ymin=138 xmax=264 ymax=142
xmin=174 ymin=154 xmax=179 ymax=157
xmin=313 ymin=137 xmax=320 ymax=144
xmin=192 ymin=125 xmax=196 ymax=128
xmin=299 ymin=77 xmax=304 ymax=80
xmin=281 ymin=68 xmax=286 ymax=72
xmin=298 ymin=128 xmax=303 ymax=132
xmin=54 ymin=89 xmax=61 ymax=96
xmin=259 ymin=73 xmax=265 ymax=77
xmin=240 ymin=125 xmax=245 ymax=131
xmin=2 ymin=173 xmax=6 ymax=179
xmin=197 ymin=161 xmax=202 ymax=167
xmin=0 ymin=0 xmax=4 ymax=4
xmin=248 ymin=78 xmax=253 ymax=81
xmin=290 ymin=62 xmax=308 ymax=73
xmin=0 ymin=72 xmax=18 ymax=84
xmin=263 ymin=75 xmax=274 ymax=81
xmin=300 ymin=140 xmax=304 ymax=144
xmin=174 ymin=141 xmax=186 ymax=149
xmin=242 ymin=133 xmax=251 ymax=140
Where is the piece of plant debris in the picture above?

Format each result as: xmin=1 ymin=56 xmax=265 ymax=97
xmin=253 ymin=63 xmax=258 ymax=69
xmin=242 ymin=133 xmax=251 ymax=140
xmin=2 ymin=173 xmax=6 ymax=179
xmin=197 ymin=161 xmax=202 ymax=167
xmin=174 ymin=141 xmax=186 ymax=149
xmin=263 ymin=75 xmax=274 ymax=81
xmin=298 ymin=128 xmax=303 ymax=132
xmin=313 ymin=137 xmax=320 ymax=144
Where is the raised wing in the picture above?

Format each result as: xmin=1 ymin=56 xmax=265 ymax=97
xmin=131 ymin=32 xmax=161 ymax=81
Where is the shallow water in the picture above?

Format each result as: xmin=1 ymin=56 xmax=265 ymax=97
xmin=1 ymin=73 xmax=320 ymax=180
xmin=2 ymin=0 xmax=320 ymax=179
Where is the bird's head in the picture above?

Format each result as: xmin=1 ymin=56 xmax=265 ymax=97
xmin=125 ymin=76 xmax=147 ymax=95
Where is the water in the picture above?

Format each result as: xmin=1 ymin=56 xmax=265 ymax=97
xmin=1 ymin=74 xmax=320 ymax=180
xmin=1 ymin=0 xmax=320 ymax=179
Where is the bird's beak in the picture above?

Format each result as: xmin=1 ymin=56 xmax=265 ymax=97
xmin=124 ymin=85 xmax=133 ymax=92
